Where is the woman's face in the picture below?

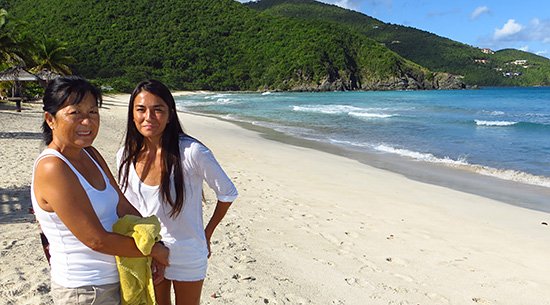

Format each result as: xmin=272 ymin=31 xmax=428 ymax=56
xmin=47 ymin=92 xmax=100 ymax=149
xmin=133 ymin=90 xmax=170 ymax=141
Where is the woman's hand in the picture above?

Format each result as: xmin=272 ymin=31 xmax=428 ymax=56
xmin=151 ymin=258 xmax=166 ymax=285
xmin=204 ymin=201 xmax=232 ymax=259
xmin=150 ymin=242 xmax=170 ymax=266
xmin=206 ymin=236 xmax=212 ymax=258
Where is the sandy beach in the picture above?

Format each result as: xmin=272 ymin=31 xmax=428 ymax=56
xmin=1 ymin=94 xmax=550 ymax=305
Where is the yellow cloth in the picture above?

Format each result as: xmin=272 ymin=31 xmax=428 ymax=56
xmin=112 ymin=215 xmax=161 ymax=305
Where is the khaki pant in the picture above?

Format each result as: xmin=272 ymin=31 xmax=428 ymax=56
xmin=51 ymin=282 xmax=120 ymax=305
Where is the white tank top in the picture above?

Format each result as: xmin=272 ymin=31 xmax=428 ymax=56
xmin=31 ymin=148 xmax=119 ymax=288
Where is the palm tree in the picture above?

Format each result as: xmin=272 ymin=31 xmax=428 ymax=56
xmin=0 ymin=9 xmax=22 ymax=65
xmin=31 ymin=36 xmax=75 ymax=76
xmin=0 ymin=9 xmax=32 ymax=67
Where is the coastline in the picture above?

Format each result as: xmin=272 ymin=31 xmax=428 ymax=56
xmin=187 ymin=109 xmax=550 ymax=213
xmin=2 ymin=94 xmax=550 ymax=305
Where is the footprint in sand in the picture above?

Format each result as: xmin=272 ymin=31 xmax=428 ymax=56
xmin=344 ymin=231 xmax=359 ymax=238
xmin=284 ymin=243 xmax=297 ymax=249
xmin=305 ymin=222 xmax=320 ymax=229
xmin=266 ymin=228 xmax=284 ymax=235
xmin=318 ymin=232 xmax=340 ymax=245
xmin=2 ymin=240 xmax=17 ymax=250
xmin=344 ymin=277 xmax=359 ymax=286
xmin=358 ymin=262 xmax=382 ymax=273
xmin=472 ymin=297 xmax=492 ymax=304
xmin=0 ymin=274 xmax=33 ymax=305
xmin=232 ymin=254 xmax=256 ymax=264
xmin=273 ymin=275 xmax=293 ymax=283
xmin=425 ymin=292 xmax=451 ymax=304
xmin=385 ymin=256 xmax=408 ymax=266
xmin=231 ymin=273 xmax=256 ymax=282
xmin=312 ymin=257 xmax=335 ymax=266
xmin=344 ymin=277 xmax=375 ymax=289
xmin=392 ymin=273 xmax=414 ymax=282
xmin=283 ymin=293 xmax=310 ymax=304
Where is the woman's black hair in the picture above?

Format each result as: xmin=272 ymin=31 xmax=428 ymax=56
xmin=42 ymin=76 xmax=102 ymax=145
xmin=118 ymin=79 xmax=187 ymax=218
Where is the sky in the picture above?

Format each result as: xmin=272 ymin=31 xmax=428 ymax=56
xmin=237 ymin=0 xmax=550 ymax=59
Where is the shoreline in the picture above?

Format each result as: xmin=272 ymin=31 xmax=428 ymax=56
xmin=173 ymin=88 xmax=550 ymax=191
xmin=183 ymin=109 xmax=550 ymax=214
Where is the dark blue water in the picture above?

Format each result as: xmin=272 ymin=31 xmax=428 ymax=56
xmin=176 ymin=88 xmax=550 ymax=188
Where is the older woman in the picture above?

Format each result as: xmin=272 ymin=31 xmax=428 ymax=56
xmin=31 ymin=76 xmax=169 ymax=305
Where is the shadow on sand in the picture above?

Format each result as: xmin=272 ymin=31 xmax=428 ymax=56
xmin=0 ymin=131 xmax=42 ymax=140
xmin=0 ymin=185 xmax=34 ymax=224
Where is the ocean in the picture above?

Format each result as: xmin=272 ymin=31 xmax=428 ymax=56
xmin=175 ymin=87 xmax=550 ymax=191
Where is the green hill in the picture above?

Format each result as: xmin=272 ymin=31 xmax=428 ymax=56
xmin=1 ymin=0 xmax=462 ymax=91
xmin=247 ymin=0 xmax=550 ymax=87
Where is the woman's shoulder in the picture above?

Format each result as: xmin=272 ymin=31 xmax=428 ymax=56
xmin=35 ymin=148 xmax=67 ymax=167
xmin=34 ymin=150 xmax=75 ymax=180
xmin=178 ymin=135 xmax=206 ymax=151
xmin=35 ymin=153 xmax=66 ymax=171
xmin=178 ymin=135 xmax=211 ymax=160
xmin=116 ymin=146 xmax=124 ymax=159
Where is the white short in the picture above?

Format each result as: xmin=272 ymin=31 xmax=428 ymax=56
xmin=164 ymin=243 xmax=208 ymax=282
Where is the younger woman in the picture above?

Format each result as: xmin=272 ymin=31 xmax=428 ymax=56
xmin=117 ymin=80 xmax=238 ymax=305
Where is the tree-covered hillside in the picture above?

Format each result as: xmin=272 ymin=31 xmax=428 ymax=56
xmin=1 ymin=0 xmax=458 ymax=91
xmin=248 ymin=0 xmax=550 ymax=87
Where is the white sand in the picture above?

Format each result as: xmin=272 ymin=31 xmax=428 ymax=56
xmin=1 ymin=95 xmax=550 ymax=305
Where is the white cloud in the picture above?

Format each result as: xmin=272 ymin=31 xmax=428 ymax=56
xmin=477 ymin=17 xmax=550 ymax=58
xmin=470 ymin=6 xmax=489 ymax=20
xmin=489 ymin=18 xmax=550 ymax=44
xmin=528 ymin=18 xmax=550 ymax=44
xmin=494 ymin=19 xmax=523 ymax=40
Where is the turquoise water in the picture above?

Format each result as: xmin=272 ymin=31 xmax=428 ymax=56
xmin=176 ymin=87 xmax=550 ymax=188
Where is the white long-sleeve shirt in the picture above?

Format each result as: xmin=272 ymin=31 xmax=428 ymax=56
xmin=117 ymin=136 xmax=238 ymax=264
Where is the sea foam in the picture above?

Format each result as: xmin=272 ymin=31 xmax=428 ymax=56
xmin=374 ymin=144 xmax=550 ymax=188
xmin=292 ymin=104 xmax=363 ymax=114
xmin=349 ymin=112 xmax=395 ymax=119
xmin=292 ymin=104 xmax=395 ymax=119
xmin=180 ymin=97 xmax=238 ymax=108
xmin=474 ymin=120 xmax=517 ymax=127
xmin=374 ymin=145 xmax=468 ymax=166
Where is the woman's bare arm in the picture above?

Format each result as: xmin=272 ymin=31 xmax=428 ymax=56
xmin=34 ymin=157 xmax=168 ymax=265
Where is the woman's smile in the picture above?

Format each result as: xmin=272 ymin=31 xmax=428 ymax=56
xmin=133 ymin=91 xmax=170 ymax=142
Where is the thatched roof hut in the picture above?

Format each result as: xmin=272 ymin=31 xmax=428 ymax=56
xmin=0 ymin=66 xmax=40 ymax=111
xmin=0 ymin=66 xmax=39 ymax=82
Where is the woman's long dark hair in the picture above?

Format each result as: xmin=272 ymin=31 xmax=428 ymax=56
xmin=118 ymin=79 xmax=187 ymax=218
xmin=42 ymin=76 xmax=102 ymax=145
